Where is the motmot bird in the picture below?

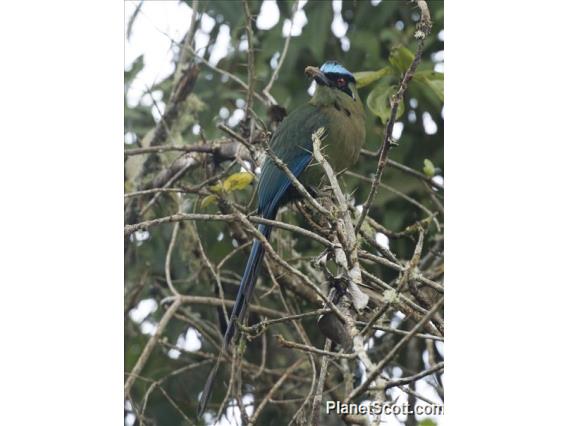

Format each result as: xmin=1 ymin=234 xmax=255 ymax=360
xmin=197 ymin=61 xmax=366 ymax=416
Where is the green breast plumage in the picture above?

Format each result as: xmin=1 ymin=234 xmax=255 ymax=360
xmin=258 ymin=85 xmax=365 ymax=212
xmin=301 ymin=86 xmax=365 ymax=187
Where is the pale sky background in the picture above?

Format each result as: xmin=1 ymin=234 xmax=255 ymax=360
xmin=124 ymin=1 xmax=444 ymax=425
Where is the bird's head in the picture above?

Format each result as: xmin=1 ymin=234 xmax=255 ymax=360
xmin=305 ymin=61 xmax=356 ymax=100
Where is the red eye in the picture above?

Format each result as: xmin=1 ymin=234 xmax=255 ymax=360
xmin=337 ymin=77 xmax=346 ymax=86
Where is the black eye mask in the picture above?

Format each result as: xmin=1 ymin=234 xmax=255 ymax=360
xmin=323 ymin=72 xmax=355 ymax=100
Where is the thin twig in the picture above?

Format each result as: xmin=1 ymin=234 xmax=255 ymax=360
xmin=231 ymin=208 xmax=349 ymax=323
xmin=348 ymin=297 xmax=443 ymax=401
xmin=139 ymin=157 xmax=196 ymax=217
xmin=388 ymin=158 xmax=444 ymax=191
xmin=262 ymin=0 xmax=300 ymax=105
xmin=354 ymin=1 xmax=432 ymax=234
xmin=242 ymin=0 xmax=255 ymax=119
xmin=357 ymin=153 xmax=443 ymax=191
xmin=185 ymin=41 xmax=266 ymax=105
xmin=309 ymin=338 xmax=332 ymax=426
xmin=160 ymin=294 xmax=285 ymax=319
xmin=124 ymin=187 xmax=205 ymax=199
xmin=384 ymin=362 xmax=444 ymax=390
xmin=124 ymin=298 xmax=182 ymax=396
xmin=276 ymin=335 xmax=356 ymax=359
xmin=359 ymin=250 xmax=443 ymax=292
xmin=124 ymin=212 xmax=333 ymax=248
xmin=261 ymin=138 xmax=332 ymax=218
xmin=247 ymin=359 xmax=305 ymax=425
xmin=346 ymin=170 xmax=441 ymax=232
xmin=126 ymin=144 xmax=221 ymax=156
xmin=356 ymin=321 xmax=443 ymax=342
xmin=164 ymin=197 xmax=182 ymax=296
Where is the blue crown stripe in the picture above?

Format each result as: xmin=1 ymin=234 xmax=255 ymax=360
xmin=319 ymin=61 xmax=354 ymax=79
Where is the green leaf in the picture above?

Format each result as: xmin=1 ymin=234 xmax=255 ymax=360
xmin=414 ymin=70 xmax=444 ymax=102
xmin=427 ymin=79 xmax=444 ymax=102
xmin=366 ymin=84 xmax=405 ymax=124
xmin=350 ymin=29 xmax=381 ymax=61
xmin=209 ymin=182 xmax=223 ymax=194
xmin=389 ymin=46 xmax=415 ymax=74
xmin=418 ymin=419 xmax=437 ymax=426
xmin=125 ymin=55 xmax=144 ymax=85
xmin=222 ymin=172 xmax=254 ymax=192
xmin=200 ymin=194 xmax=218 ymax=208
xmin=354 ymin=67 xmax=391 ymax=89
xmin=423 ymin=159 xmax=436 ymax=177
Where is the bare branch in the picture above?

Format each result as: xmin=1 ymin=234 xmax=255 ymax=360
xmin=348 ymin=297 xmax=443 ymax=401
xmin=124 ymin=298 xmax=182 ymax=396
xmin=262 ymin=0 xmax=300 ymax=105
xmin=354 ymin=0 xmax=433 ymax=234
xmin=276 ymin=335 xmax=356 ymax=359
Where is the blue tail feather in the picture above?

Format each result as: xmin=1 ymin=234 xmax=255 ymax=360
xmin=198 ymin=223 xmax=271 ymax=417
xmin=222 ymin=223 xmax=270 ymax=349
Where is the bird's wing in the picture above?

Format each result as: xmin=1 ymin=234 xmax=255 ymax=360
xmin=258 ymin=104 xmax=327 ymax=217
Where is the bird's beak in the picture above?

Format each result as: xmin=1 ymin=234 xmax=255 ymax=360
xmin=305 ymin=66 xmax=331 ymax=86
